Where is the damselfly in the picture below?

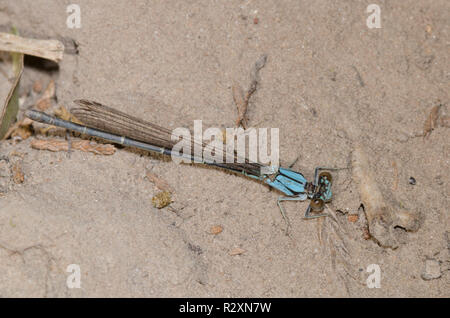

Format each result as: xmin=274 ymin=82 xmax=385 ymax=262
xmin=25 ymin=99 xmax=336 ymax=232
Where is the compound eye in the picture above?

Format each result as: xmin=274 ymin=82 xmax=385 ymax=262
xmin=319 ymin=172 xmax=332 ymax=184
xmin=309 ymin=199 xmax=325 ymax=212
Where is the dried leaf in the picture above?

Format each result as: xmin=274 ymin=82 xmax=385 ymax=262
xmin=31 ymin=139 xmax=116 ymax=155
xmin=229 ymin=247 xmax=246 ymax=256
xmin=0 ymin=28 xmax=24 ymax=139
xmin=347 ymin=214 xmax=359 ymax=223
xmin=423 ymin=105 xmax=441 ymax=138
xmin=152 ymin=191 xmax=172 ymax=209
xmin=210 ymin=225 xmax=223 ymax=235
xmin=11 ymin=125 xmax=32 ymax=139
xmin=11 ymin=162 xmax=24 ymax=184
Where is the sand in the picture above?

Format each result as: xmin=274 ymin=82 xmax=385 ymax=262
xmin=0 ymin=0 xmax=448 ymax=297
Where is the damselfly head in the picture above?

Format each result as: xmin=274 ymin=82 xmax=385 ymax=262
xmin=309 ymin=198 xmax=325 ymax=212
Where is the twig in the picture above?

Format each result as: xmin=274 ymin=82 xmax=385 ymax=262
xmin=0 ymin=32 xmax=64 ymax=63
xmin=234 ymin=54 xmax=267 ymax=128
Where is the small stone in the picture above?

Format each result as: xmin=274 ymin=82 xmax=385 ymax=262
xmin=421 ymin=259 xmax=441 ymax=280
xmin=409 ymin=177 xmax=416 ymax=185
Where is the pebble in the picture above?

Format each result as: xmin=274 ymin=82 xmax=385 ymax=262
xmin=409 ymin=177 xmax=416 ymax=185
xmin=421 ymin=259 xmax=441 ymax=280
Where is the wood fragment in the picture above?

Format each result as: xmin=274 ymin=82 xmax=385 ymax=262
xmin=229 ymin=247 xmax=246 ymax=256
xmin=145 ymin=171 xmax=173 ymax=193
xmin=2 ymin=117 xmax=33 ymax=140
xmin=0 ymin=32 xmax=64 ymax=63
xmin=210 ymin=225 xmax=223 ymax=235
xmin=31 ymin=139 xmax=116 ymax=155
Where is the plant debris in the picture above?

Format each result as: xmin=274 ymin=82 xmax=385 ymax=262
xmin=229 ymin=247 xmax=246 ymax=256
xmin=209 ymin=225 xmax=223 ymax=235
xmin=0 ymin=32 xmax=64 ymax=63
xmin=0 ymin=28 xmax=24 ymax=140
xmin=423 ymin=104 xmax=442 ymax=138
xmin=11 ymin=162 xmax=24 ymax=184
xmin=2 ymin=117 xmax=33 ymax=140
xmin=233 ymin=54 xmax=267 ymax=129
xmin=152 ymin=191 xmax=172 ymax=209
xmin=31 ymin=139 xmax=116 ymax=155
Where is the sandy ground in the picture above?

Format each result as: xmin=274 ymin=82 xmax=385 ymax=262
xmin=0 ymin=1 xmax=448 ymax=297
